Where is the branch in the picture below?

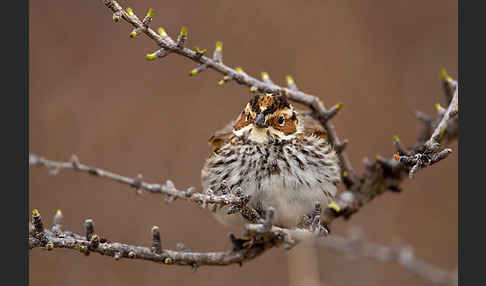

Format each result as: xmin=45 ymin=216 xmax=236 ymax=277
xmin=396 ymin=76 xmax=458 ymax=177
xmin=29 ymin=208 xmax=306 ymax=268
xmin=101 ymin=0 xmax=359 ymax=186
xmin=320 ymin=73 xmax=458 ymax=224
xmin=29 ymin=153 xmax=248 ymax=208
xmin=316 ymin=228 xmax=458 ymax=286
xmin=29 ymin=210 xmax=458 ymax=285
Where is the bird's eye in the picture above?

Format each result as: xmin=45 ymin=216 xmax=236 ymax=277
xmin=278 ymin=115 xmax=285 ymax=126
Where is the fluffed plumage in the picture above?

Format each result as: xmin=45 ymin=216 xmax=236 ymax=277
xmin=201 ymin=93 xmax=341 ymax=228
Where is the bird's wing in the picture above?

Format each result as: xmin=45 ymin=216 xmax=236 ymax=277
xmin=207 ymin=120 xmax=235 ymax=152
xmin=297 ymin=111 xmax=328 ymax=139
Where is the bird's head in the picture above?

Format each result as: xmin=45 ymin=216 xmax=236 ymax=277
xmin=233 ymin=93 xmax=301 ymax=143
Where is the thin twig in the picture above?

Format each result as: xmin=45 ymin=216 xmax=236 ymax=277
xmin=396 ymin=78 xmax=458 ymax=177
xmin=320 ymin=75 xmax=458 ymax=224
xmin=428 ymin=81 xmax=458 ymax=144
xmin=29 ymin=153 xmax=248 ymax=208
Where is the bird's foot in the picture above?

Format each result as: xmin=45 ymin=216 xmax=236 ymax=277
xmin=300 ymin=203 xmax=330 ymax=237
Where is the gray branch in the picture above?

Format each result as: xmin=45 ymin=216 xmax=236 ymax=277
xmin=320 ymin=76 xmax=458 ymax=224
xmin=29 ymin=153 xmax=247 ymax=208
xmin=29 ymin=209 xmax=457 ymax=286
xmin=29 ymin=209 xmax=300 ymax=268
xmin=397 ymin=78 xmax=458 ymax=177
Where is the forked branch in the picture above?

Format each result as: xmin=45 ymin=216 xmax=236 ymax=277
xmin=29 ymin=1 xmax=458 ymax=284
xmin=99 ymin=0 xmax=458 ymax=224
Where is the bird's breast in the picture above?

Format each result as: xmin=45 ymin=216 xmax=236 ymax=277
xmin=201 ymin=136 xmax=341 ymax=228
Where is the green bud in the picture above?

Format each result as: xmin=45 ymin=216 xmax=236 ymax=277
xmin=146 ymin=8 xmax=155 ymax=18
xmin=215 ymin=41 xmax=223 ymax=51
xmin=180 ymin=26 xmax=188 ymax=37
xmin=286 ymin=75 xmax=294 ymax=85
xmin=146 ymin=52 xmax=158 ymax=61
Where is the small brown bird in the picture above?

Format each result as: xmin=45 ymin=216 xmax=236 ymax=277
xmin=201 ymin=93 xmax=341 ymax=230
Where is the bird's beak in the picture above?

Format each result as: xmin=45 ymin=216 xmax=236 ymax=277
xmin=254 ymin=113 xmax=268 ymax=128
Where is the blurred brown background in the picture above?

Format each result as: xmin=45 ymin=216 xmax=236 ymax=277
xmin=29 ymin=0 xmax=457 ymax=285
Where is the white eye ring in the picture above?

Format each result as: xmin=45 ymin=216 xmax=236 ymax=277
xmin=278 ymin=115 xmax=285 ymax=126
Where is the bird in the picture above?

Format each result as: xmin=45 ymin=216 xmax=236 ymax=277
xmin=201 ymin=93 xmax=341 ymax=231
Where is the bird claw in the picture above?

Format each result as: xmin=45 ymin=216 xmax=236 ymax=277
xmin=300 ymin=217 xmax=330 ymax=237
xmin=300 ymin=203 xmax=331 ymax=237
xmin=311 ymin=223 xmax=330 ymax=237
xmin=304 ymin=214 xmax=329 ymax=236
